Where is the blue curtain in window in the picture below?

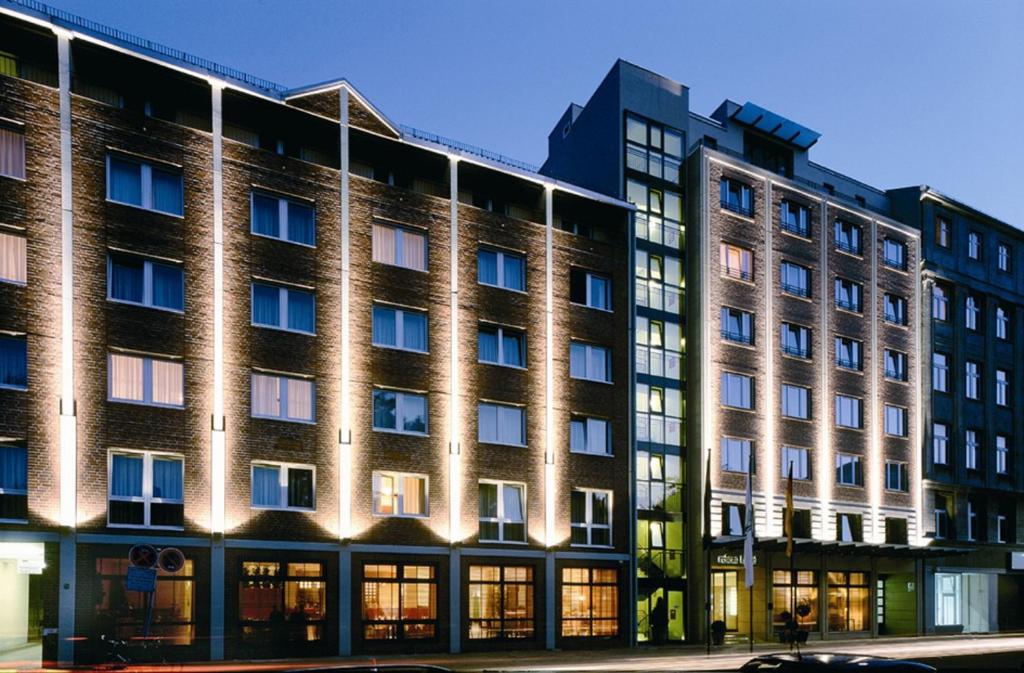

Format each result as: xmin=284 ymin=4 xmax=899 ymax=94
xmin=252 ymin=284 xmax=280 ymax=326
xmin=251 ymin=465 xmax=279 ymax=507
xmin=109 ymin=158 xmax=142 ymax=205
xmin=152 ymin=458 xmax=182 ymax=500
xmin=478 ymin=330 xmax=499 ymax=363
xmin=503 ymin=255 xmax=524 ymax=291
xmin=0 ymin=445 xmax=27 ymax=491
xmin=402 ymin=312 xmax=427 ymax=351
xmin=110 ymin=258 xmax=144 ymax=303
xmin=152 ymin=263 xmax=184 ymax=310
xmin=288 ymin=203 xmax=315 ymax=245
xmin=111 ymin=454 xmax=143 ymax=498
xmin=502 ymin=333 xmax=522 ymax=367
xmin=372 ymin=307 xmax=396 ymax=347
xmin=252 ymin=194 xmax=279 ymax=237
xmin=477 ymin=249 xmax=498 ymax=285
xmin=287 ymin=290 xmax=315 ymax=332
xmin=0 ymin=336 xmax=27 ymax=388
xmin=152 ymin=168 xmax=183 ymax=216
xmin=570 ymin=419 xmax=586 ymax=452
xmin=373 ymin=390 xmax=396 ymax=429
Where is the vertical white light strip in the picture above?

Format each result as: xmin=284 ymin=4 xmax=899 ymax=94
xmin=544 ymin=185 xmax=555 ymax=547
xmin=762 ymin=179 xmax=776 ymax=535
xmin=913 ymin=234 xmax=925 ymax=545
xmin=818 ymin=201 xmax=832 ymax=539
xmin=210 ymin=82 xmax=226 ymax=534
xmin=869 ymin=218 xmax=882 ymax=543
xmin=448 ymin=156 xmax=461 ymax=543
xmin=56 ymin=31 xmax=76 ymax=529
xmin=338 ymin=87 xmax=352 ymax=539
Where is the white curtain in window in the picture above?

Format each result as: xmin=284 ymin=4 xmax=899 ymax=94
xmin=0 ymin=127 xmax=25 ymax=179
xmin=287 ymin=378 xmax=314 ymax=421
xmin=587 ymin=418 xmax=608 ymax=453
xmin=252 ymin=374 xmax=280 ymax=417
xmin=569 ymin=343 xmax=587 ymax=378
xmin=0 ymin=232 xmax=26 ymax=283
xmin=152 ymin=457 xmax=183 ymax=501
xmin=372 ymin=224 xmax=397 ymax=264
xmin=111 ymin=454 xmax=143 ymax=498
xmin=110 ymin=354 xmax=144 ymax=401
xmin=503 ymin=484 xmax=523 ymax=523
xmin=587 ymin=346 xmax=608 ymax=381
xmin=252 ymin=465 xmax=280 ymax=506
xmin=151 ymin=359 xmax=183 ymax=406
xmin=401 ymin=230 xmax=427 ymax=270
xmin=0 ymin=445 xmax=27 ymax=491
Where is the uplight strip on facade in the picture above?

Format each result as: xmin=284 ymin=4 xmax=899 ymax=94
xmin=762 ymin=179 xmax=777 ymax=536
xmin=338 ymin=87 xmax=353 ymax=540
xmin=544 ymin=185 xmax=555 ymax=547
xmin=448 ymin=157 xmax=461 ymax=543
xmin=210 ymin=82 xmax=226 ymax=535
xmin=817 ymin=201 xmax=833 ymax=539
xmin=869 ymin=218 xmax=882 ymax=542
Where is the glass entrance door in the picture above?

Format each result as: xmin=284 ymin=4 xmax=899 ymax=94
xmin=711 ymin=570 xmax=739 ymax=631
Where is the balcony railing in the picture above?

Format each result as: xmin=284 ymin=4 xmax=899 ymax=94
xmin=884 ymin=368 xmax=906 ymax=381
xmin=721 ymin=199 xmax=754 ymax=217
xmin=835 ymin=239 xmax=862 ymax=256
xmin=884 ymin=312 xmax=905 ymax=325
xmin=722 ymin=266 xmax=753 ymax=282
xmin=836 ymin=357 xmax=861 ymax=371
xmin=835 ymin=298 xmax=862 ymax=312
xmin=781 ymin=219 xmax=810 ymax=238
xmin=883 ymin=256 xmax=907 ymax=271
xmin=721 ymin=329 xmax=753 ymax=345
xmin=782 ymin=344 xmax=810 ymax=359
xmin=781 ymin=282 xmax=810 ymax=298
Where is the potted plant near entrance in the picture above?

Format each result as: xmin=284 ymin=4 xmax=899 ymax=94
xmin=710 ymin=619 xmax=727 ymax=645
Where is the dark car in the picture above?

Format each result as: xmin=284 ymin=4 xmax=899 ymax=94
xmin=740 ymin=653 xmax=936 ymax=672
xmin=285 ymin=667 xmax=453 ymax=673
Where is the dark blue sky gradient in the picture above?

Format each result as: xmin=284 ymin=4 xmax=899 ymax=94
xmin=42 ymin=0 xmax=1024 ymax=224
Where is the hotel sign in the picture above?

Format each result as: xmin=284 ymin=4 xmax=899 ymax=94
xmin=716 ymin=553 xmax=757 ymax=566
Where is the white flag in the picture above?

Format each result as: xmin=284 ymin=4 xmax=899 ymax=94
xmin=743 ymin=459 xmax=754 ymax=588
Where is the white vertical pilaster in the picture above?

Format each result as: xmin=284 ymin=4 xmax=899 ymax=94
xmin=543 ymin=186 xmax=555 ymax=548
xmin=818 ymin=201 xmax=832 ymax=540
xmin=762 ymin=179 xmax=775 ymax=535
xmin=869 ymin=218 xmax=882 ymax=542
xmin=913 ymin=235 xmax=924 ymax=545
xmin=448 ymin=157 xmax=461 ymax=654
xmin=338 ymin=88 xmax=353 ymax=542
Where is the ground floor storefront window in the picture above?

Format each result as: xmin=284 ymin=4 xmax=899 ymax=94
xmin=935 ymin=573 xmax=961 ymax=627
xmin=239 ymin=561 xmax=326 ymax=645
xmin=362 ymin=563 xmax=437 ymax=641
xmin=561 ymin=567 xmax=618 ymax=637
xmin=827 ymin=571 xmax=869 ymax=632
xmin=467 ymin=565 xmax=534 ymax=640
xmin=772 ymin=570 xmax=819 ymax=631
xmin=94 ymin=558 xmax=194 ymax=644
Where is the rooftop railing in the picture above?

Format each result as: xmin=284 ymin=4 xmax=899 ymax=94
xmin=399 ymin=124 xmax=540 ymax=174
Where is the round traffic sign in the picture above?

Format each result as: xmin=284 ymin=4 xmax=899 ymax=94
xmin=128 ymin=544 xmax=159 ymax=569
xmin=157 ymin=547 xmax=186 ymax=574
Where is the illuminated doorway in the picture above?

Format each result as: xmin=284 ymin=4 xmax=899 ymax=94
xmin=0 ymin=542 xmax=44 ymax=670
xmin=711 ymin=570 xmax=739 ymax=631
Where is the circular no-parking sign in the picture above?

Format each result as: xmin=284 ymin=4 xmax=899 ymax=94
xmin=157 ymin=547 xmax=186 ymax=574
xmin=128 ymin=544 xmax=159 ymax=569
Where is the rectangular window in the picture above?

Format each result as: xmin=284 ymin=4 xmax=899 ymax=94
xmin=373 ymin=223 xmax=428 ymax=271
xmin=996 ymin=435 xmax=1009 ymax=475
xmin=932 ymin=353 xmax=949 ymax=392
xmin=478 ymin=402 xmax=526 ymax=446
xmin=239 ymin=561 xmax=326 ymax=643
xmin=884 ymin=405 xmax=907 ymax=437
xmin=250 ymin=372 xmax=315 ymax=423
xmin=965 ymin=295 xmax=980 ymax=331
xmin=719 ymin=178 xmax=752 ymax=216
xmin=477 ymin=247 xmax=524 ymax=291
xmin=570 ymin=268 xmax=611 ymax=311
xmin=372 ymin=305 xmax=428 ymax=353
xmin=998 ymin=243 xmax=1011 ymax=272
xmin=251 ymin=282 xmax=315 ymax=334
xmin=835 ymin=395 xmax=862 ymax=429
xmin=837 ymin=513 xmax=864 ymax=542
xmin=478 ymin=325 xmax=525 ymax=368
xmin=468 ymin=565 xmax=534 ymax=640
xmin=0 ymin=335 xmax=27 ymax=390
xmin=781 ymin=384 xmax=811 ymax=420
xmin=0 ymin=125 xmax=25 ymax=179
xmin=884 ymin=349 xmax=908 ymax=382
xmin=936 ymin=217 xmax=951 ymax=248
xmin=723 ymin=502 xmax=746 ymax=536
xmin=883 ymin=293 xmax=906 ymax=325
xmin=933 ymin=423 xmax=949 ymax=465
xmin=968 ymin=231 xmax=981 ymax=260
xmin=251 ymin=192 xmax=315 ymax=246
xmin=570 ymin=489 xmax=612 ymax=547
xmin=780 ymin=323 xmax=811 ymax=358
xmin=561 ymin=567 xmax=618 ymax=637
xmin=835 ymin=453 xmax=864 ymax=486
xmin=109 ymin=450 xmax=184 ymax=527
xmin=720 ymin=437 xmax=752 ymax=474
xmin=0 ymin=231 xmax=26 ymax=284
xmin=0 ymin=444 xmax=28 ymax=521
xmin=965 ymin=361 xmax=980 ymax=400
xmin=885 ymin=462 xmax=909 ymax=492
xmin=106 ymin=155 xmax=183 ymax=216
xmin=835 ymin=336 xmax=862 ymax=371
xmin=108 ymin=254 xmax=184 ymax=312
xmin=780 ymin=200 xmax=810 ymax=237
xmin=996 ymin=369 xmax=1009 ymax=406
xmin=108 ymin=353 xmax=184 ymax=408
xmin=569 ymin=342 xmax=611 ymax=382
xmin=781 ymin=446 xmax=810 ymax=480
xmin=720 ymin=307 xmax=753 ymax=345
xmin=885 ymin=517 xmax=909 ymax=545
xmin=478 ymin=481 xmax=526 ymax=543
xmin=834 ymin=219 xmax=862 ymax=255
xmin=95 ymin=558 xmax=195 ymax=644
xmin=965 ymin=430 xmax=980 ymax=470
xmin=935 ymin=573 xmax=960 ymax=625
xmin=996 ymin=306 xmax=1009 ymax=340
xmin=883 ymin=238 xmax=907 ymax=269
xmin=372 ymin=388 xmax=428 ymax=435
xmin=780 ymin=261 xmax=810 ymax=297
xmin=570 ymin=416 xmax=610 ymax=456
xmin=719 ymin=242 xmax=753 ymax=281
xmin=834 ymin=278 xmax=863 ymax=312
xmin=932 ymin=284 xmax=949 ymax=321
xmin=772 ymin=569 xmax=819 ymax=631
xmin=250 ymin=462 xmax=315 ymax=510
xmin=372 ymin=472 xmax=428 ymax=517
xmin=720 ymin=371 xmax=753 ymax=410
xmin=934 ymin=494 xmax=952 ymax=540
xmin=362 ymin=562 xmax=437 ymax=640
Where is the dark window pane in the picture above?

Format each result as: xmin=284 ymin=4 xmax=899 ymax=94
xmin=288 ymin=468 xmax=314 ymax=509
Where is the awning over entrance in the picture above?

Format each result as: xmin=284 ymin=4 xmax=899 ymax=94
xmin=709 ymin=536 xmax=967 ymax=558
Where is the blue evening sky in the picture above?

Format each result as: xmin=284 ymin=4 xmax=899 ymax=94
xmin=44 ymin=0 xmax=1024 ymax=225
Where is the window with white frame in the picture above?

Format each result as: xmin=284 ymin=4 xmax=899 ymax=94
xmin=251 ymin=282 xmax=315 ymax=334
xmin=0 ymin=335 xmax=27 ymax=390
xmin=719 ymin=242 xmax=753 ymax=281
xmin=996 ymin=435 xmax=1009 ymax=475
xmin=251 ymin=462 xmax=315 ymax=511
xmin=720 ymin=437 xmax=752 ymax=473
xmin=996 ymin=369 xmax=1009 ymax=406
xmin=835 ymin=336 xmax=862 ymax=371
xmin=251 ymin=372 xmax=315 ymax=423
xmin=372 ymin=388 xmax=428 ymax=435
xmin=932 ymin=284 xmax=950 ymax=321
xmin=781 ymin=384 xmax=810 ymax=420
xmin=781 ymin=446 xmax=809 ymax=480
xmin=835 ymin=453 xmax=863 ymax=486
xmin=720 ymin=306 xmax=753 ymax=344
xmin=780 ymin=261 xmax=810 ymax=297
xmin=478 ymin=402 xmax=526 ymax=446
xmin=997 ymin=513 xmax=1008 ymax=544
xmin=934 ymin=494 xmax=952 ymax=540
xmin=0 ymin=124 xmax=25 ymax=180
xmin=883 ymin=293 xmax=906 ymax=325
xmin=780 ymin=200 xmax=810 ymax=237
xmin=935 ymin=573 xmax=960 ymax=625
xmin=835 ymin=395 xmax=862 ymax=429
xmin=884 ymin=349 xmax=908 ymax=382
xmin=108 ymin=353 xmax=183 ymax=408
xmin=968 ymin=231 xmax=981 ymax=260
xmin=372 ymin=304 xmax=428 ymax=353
xmin=0 ymin=444 xmax=27 ymax=521
xmin=834 ymin=219 xmax=862 ymax=255
xmin=885 ymin=461 xmax=909 ymax=492
xmin=834 ymin=277 xmax=862 ymax=312
xmin=477 ymin=247 xmax=524 ymax=291
xmin=106 ymin=155 xmax=183 ymax=215
xmin=998 ymin=243 xmax=1011 ymax=272
xmin=884 ymin=405 xmax=907 ymax=437
xmin=570 ymin=488 xmax=611 ymax=546
xmin=570 ymin=416 xmax=610 ymax=455
xmin=570 ymin=268 xmax=611 ymax=311
xmin=719 ymin=177 xmax=752 ymax=216
xmin=883 ymin=238 xmax=907 ymax=269
xmin=965 ymin=295 xmax=980 ymax=331
xmin=935 ymin=217 xmax=951 ymax=248
xmin=720 ymin=371 xmax=753 ymax=410
xmin=780 ymin=323 xmax=811 ymax=358
xmin=569 ymin=341 xmax=611 ymax=383
xmin=373 ymin=222 xmax=427 ymax=271
xmin=0 ymin=231 xmax=26 ymax=284
xmin=966 ymin=500 xmax=979 ymax=541
xmin=251 ymin=191 xmax=315 ymax=246
xmin=932 ymin=353 xmax=949 ymax=392
xmin=965 ymin=429 xmax=980 ymax=470
xmin=108 ymin=450 xmax=184 ymax=527
xmin=108 ymin=254 xmax=184 ymax=312
xmin=996 ymin=306 xmax=1009 ymax=340
xmin=933 ymin=423 xmax=949 ymax=465
xmin=965 ymin=361 xmax=980 ymax=400
xmin=478 ymin=324 xmax=525 ymax=368
xmin=478 ymin=481 xmax=525 ymax=542
xmin=372 ymin=471 xmax=427 ymax=517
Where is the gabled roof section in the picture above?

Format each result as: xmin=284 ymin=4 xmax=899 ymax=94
xmin=731 ymin=101 xmax=821 ymax=150
xmin=284 ymin=78 xmax=400 ymax=139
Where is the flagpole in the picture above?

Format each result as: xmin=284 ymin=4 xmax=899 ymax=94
xmin=745 ymin=452 xmax=755 ymax=654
